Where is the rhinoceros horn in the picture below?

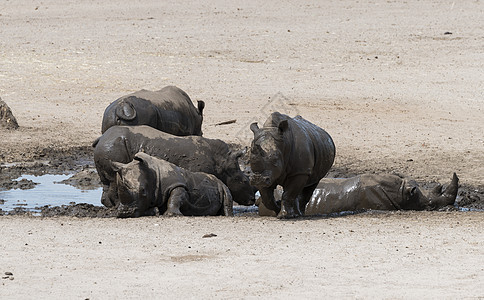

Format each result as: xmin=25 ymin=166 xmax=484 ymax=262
xmin=442 ymin=173 xmax=459 ymax=199
xmin=428 ymin=173 xmax=459 ymax=209
xmin=115 ymin=101 xmax=136 ymax=121
xmin=250 ymin=122 xmax=260 ymax=134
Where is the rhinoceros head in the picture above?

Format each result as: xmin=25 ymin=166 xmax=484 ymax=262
xmin=403 ymin=173 xmax=459 ymax=210
xmin=112 ymin=153 xmax=157 ymax=217
xmin=217 ymin=148 xmax=256 ymax=206
xmin=248 ymin=121 xmax=287 ymax=188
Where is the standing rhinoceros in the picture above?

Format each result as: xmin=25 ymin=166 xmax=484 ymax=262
xmin=93 ymin=125 xmax=255 ymax=208
xmin=113 ymin=152 xmax=233 ymax=218
xmin=249 ymin=112 xmax=335 ymax=219
xmin=101 ymin=85 xmax=204 ymax=136
xmin=303 ymin=173 xmax=459 ymax=215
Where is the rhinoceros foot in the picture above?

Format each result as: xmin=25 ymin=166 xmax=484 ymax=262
xmin=277 ymin=205 xmax=301 ymax=219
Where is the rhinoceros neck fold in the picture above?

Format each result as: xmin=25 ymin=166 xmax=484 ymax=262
xmin=150 ymin=160 xmax=187 ymax=209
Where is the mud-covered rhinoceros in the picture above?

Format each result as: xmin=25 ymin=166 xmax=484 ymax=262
xmin=101 ymin=85 xmax=204 ymax=136
xmin=113 ymin=152 xmax=233 ymax=218
xmin=249 ymin=112 xmax=336 ymax=219
xmin=93 ymin=125 xmax=255 ymax=208
xmin=301 ymin=173 xmax=459 ymax=216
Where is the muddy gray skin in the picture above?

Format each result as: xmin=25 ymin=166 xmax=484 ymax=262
xmin=93 ymin=125 xmax=255 ymax=208
xmin=113 ymin=153 xmax=233 ymax=218
xmin=101 ymin=86 xmax=204 ymax=136
xmin=302 ymin=173 xmax=459 ymax=216
xmin=249 ymin=112 xmax=335 ymax=219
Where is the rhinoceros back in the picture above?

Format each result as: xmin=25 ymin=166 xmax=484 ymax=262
xmin=289 ymin=115 xmax=336 ymax=184
xmin=305 ymin=174 xmax=405 ymax=215
xmin=144 ymin=86 xmax=203 ymax=135
xmin=101 ymin=86 xmax=203 ymax=136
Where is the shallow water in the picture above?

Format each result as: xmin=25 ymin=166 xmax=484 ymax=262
xmin=0 ymin=174 xmax=102 ymax=212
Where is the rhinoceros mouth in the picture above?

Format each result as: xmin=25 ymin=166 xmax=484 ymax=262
xmin=116 ymin=203 xmax=140 ymax=218
xmin=250 ymin=172 xmax=273 ymax=188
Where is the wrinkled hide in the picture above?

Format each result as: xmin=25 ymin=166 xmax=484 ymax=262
xmin=101 ymin=86 xmax=204 ymax=136
xmin=249 ymin=112 xmax=335 ymax=219
xmin=304 ymin=173 xmax=459 ymax=215
xmin=114 ymin=153 xmax=233 ymax=217
xmin=93 ymin=125 xmax=255 ymax=208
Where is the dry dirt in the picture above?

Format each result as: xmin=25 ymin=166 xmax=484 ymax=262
xmin=0 ymin=0 xmax=483 ymax=298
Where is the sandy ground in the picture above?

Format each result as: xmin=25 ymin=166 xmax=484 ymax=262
xmin=0 ymin=0 xmax=483 ymax=298
xmin=0 ymin=212 xmax=482 ymax=299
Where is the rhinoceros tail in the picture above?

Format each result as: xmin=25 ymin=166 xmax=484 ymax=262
xmin=220 ymin=182 xmax=234 ymax=216
xmin=197 ymin=100 xmax=205 ymax=116
xmin=92 ymin=136 xmax=101 ymax=148
xmin=115 ymin=100 xmax=136 ymax=121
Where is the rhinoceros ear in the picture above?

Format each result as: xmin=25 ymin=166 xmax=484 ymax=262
xmin=278 ymin=120 xmax=288 ymax=132
xmin=231 ymin=148 xmax=246 ymax=161
xmin=134 ymin=152 xmax=154 ymax=165
xmin=250 ymin=123 xmax=260 ymax=134
xmin=404 ymin=186 xmax=417 ymax=198
xmin=112 ymin=161 xmax=126 ymax=172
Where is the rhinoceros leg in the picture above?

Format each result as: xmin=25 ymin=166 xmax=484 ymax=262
xmin=100 ymin=185 xmax=113 ymax=207
xmin=258 ymin=186 xmax=281 ymax=216
xmin=279 ymin=175 xmax=309 ymax=219
xmin=297 ymin=182 xmax=319 ymax=215
xmin=219 ymin=183 xmax=234 ymax=216
xmin=164 ymin=187 xmax=186 ymax=216
xmin=101 ymin=182 xmax=120 ymax=208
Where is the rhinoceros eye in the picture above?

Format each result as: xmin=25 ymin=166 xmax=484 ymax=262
xmin=140 ymin=187 xmax=147 ymax=198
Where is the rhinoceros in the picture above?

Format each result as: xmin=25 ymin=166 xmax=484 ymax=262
xmin=93 ymin=125 xmax=255 ymax=208
xmin=303 ymin=173 xmax=460 ymax=215
xmin=249 ymin=112 xmax=336 ymax=219
xmin=113 ymin=152 xmax=233 ymax=218
xmin=101 ymin=85 xmax=204 ymax=136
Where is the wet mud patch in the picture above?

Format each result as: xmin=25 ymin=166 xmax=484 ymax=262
xmin=0 ymin=146 xmax=483 ymax=217
xmin=59 ymin=169 xmax=101 ymax=190
xmin=38 ymin=203 xmax=118 ymax=218
xmin=456 ymin=185 xmax=484 ymax=210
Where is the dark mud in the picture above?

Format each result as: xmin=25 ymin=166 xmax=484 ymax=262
xmin=0 ymin=146 xmax=99 ymax=190
xmin=0 ymin=146 xmax=483 ymax=217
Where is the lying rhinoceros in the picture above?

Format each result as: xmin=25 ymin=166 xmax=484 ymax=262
xmin=249 ymin=112 xmax=336 ymax=219
xmin=93 ymin=125 xmax=255 ymax=208
xmin=301 ymin=173 xmax=459 ymax=216
xmin=113 ymin=152 xmax=233 ymax=218
xmin=101 ymin=85 xmax=204 ymax=136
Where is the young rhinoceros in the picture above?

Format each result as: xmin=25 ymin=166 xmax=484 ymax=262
xmin=249 ymin=112 xmax=335 ymax=219
xmin=113 ymin=152 xmax=234 ymax=218
xmin=101 ymin=85 xmax=204 ymax=136
xmin=303 ymin=173 xmax=459 ymax=216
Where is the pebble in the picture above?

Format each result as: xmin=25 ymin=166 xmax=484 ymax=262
xmin=202 ymin=233 xmax=217 ymax=238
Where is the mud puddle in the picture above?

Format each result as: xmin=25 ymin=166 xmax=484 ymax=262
xmin=0 ymin=174 xmax=102 ymax=213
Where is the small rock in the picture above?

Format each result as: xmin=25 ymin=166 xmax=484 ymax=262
xmin=0 ymin=97 xmax=19 ymax=130
xmin=202 ymin=233 xmax=217 ymax=238
xmin=444 ymin=31 xmax=452 ymax=35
